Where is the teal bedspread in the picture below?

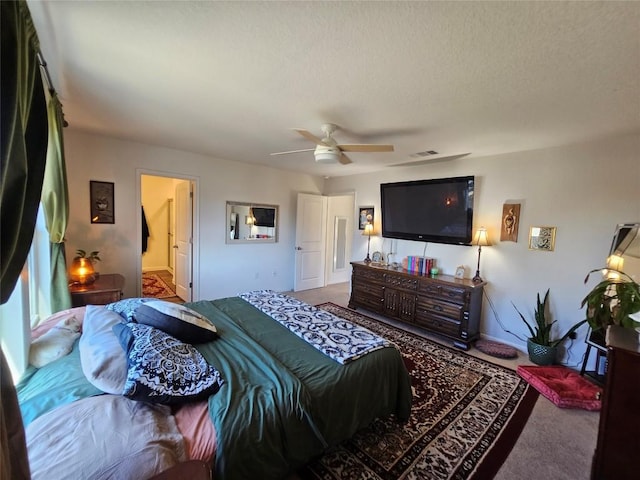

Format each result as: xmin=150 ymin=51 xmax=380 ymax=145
xmin=16 ymin=339 xmax=102 ymax=427
xmin=189 ymin=298 xmax=412 ymax=480
xmin=17 ymin=298 xmax=412 ymax=480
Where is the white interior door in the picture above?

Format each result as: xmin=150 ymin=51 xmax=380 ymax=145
xmin=294 ymin=193 xmax=327 ymax=291
xmin=174 ymin=181 xmax=192 ymax=301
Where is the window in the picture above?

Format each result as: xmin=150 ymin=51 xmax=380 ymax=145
xmin=0 ymin=206 xmax=51 ymax=382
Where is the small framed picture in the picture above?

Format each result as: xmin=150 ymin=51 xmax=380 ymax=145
xmin=359 ymin=206 xmax=374 ymax=230
xmin=90 ymin=180 xmax=115 ymax=224
xmin=455 ymin=265 xmax=465 ymax=279
xmin=529 ymin=226 xmax=556 ymax=251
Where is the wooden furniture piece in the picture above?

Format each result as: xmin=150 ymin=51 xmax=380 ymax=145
xmin=69 ymin=273 xmax=124 ymax=307
xmin=348 ymin=261 xmax=486 ymax=349
xmin=591 ymin=325 xmax=640 ymax=480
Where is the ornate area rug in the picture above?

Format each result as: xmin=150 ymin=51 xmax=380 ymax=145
xmin=142 ymin=272 xmax=175 ymax=299
xmin=299 ymin=303 xmax=539 ymax=480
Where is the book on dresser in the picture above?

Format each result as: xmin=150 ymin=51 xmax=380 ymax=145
xmin=348 ymin=261 xmax=485 ymax=350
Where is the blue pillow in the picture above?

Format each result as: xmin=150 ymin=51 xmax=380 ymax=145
xmin=134 ymin=300 xmax=217 ymax=344
xmin=106 ymin=298 xmax=152 ymax=322
xmin=113 ymin=322 xmax=224 ymax=404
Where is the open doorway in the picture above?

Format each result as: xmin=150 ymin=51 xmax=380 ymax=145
xmin=139 ymin=173 xmax=197 ymax=303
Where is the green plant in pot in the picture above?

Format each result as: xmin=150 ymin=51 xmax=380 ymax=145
xmin=514 ymin=289 xmax=586 ymax=365
xmin=581 ymin=269 xmax=640 ymax=345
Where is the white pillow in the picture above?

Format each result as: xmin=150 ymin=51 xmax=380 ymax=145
xmin=134 ymin=300 xmax=217 ymax=344
xmin=29 ymin=314 xmax=82 ymax=368
xmin=79 ymin=305 xmax=128 ymax=394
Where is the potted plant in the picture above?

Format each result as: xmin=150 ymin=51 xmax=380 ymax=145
xmin=69 ymin=249 xmax=101 ymax=285
xmin=514 ymin=289 xmax=586 ymax=365
xmin=581 ymin=269 xmax=640 ymax=345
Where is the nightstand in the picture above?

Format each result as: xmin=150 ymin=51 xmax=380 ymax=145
xmin=69 ymin=273 xmax=125 ymax=307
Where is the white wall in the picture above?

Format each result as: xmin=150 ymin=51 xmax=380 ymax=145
xmin=325 ymin=133 xmax=640 ymax=365
xmin=63 ymin=129 xmax=639 ymax=364
xmin=64 ymin=129 xmax=325 ymax=300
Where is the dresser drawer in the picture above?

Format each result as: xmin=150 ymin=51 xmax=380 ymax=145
xmin=416 ymin=298 xmax=463 ymax=321
xmin=351 ymin=292 xmax=384 ymax=312
xmin=413 ymin=311 xmax=460 ymax=337
xmin=384 ymin=274 xmax=418 ymax=291
xmin=418 ymin=282 xmax=468 ymax=304
xmin=353 ymin=267 xmax=385 ymax=284
xmin=71 ymin=289 xmax=122 ymax=307
xmin=353 ymin=280 xmax=384 ymax=298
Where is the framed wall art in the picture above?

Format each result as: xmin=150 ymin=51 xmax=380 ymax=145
xmin=90 ymin=180 xmax=115 ymax=224
xmin=358 ymin=206 xmax=374 ymax=230
xmin=500 ymin=203 xmax=521 ymax=242
xmin=528 ymin=226 xmax=556 ymax=251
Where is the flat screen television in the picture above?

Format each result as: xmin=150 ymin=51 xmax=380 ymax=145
xmin=380 ymin=175 xmax=475 ymax=245
xmin=252 ymin=207 xmax=276 ymax=227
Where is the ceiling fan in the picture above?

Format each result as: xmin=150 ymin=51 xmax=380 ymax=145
xmin=270 ymin=123 xmax=394 ymax=165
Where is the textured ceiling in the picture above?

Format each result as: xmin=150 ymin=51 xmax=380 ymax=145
xmin=27 ymin=1 xmax=640 ymax=178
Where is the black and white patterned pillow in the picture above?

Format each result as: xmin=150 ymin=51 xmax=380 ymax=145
xmin=112 ymin=322 xmax=224 ymax=404
xmin=134 ymin=301 xmax=217 ymax=344
xmin=106 ymin=298 xmax=152 ymax=322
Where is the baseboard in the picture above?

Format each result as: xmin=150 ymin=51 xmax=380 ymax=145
xmin=142 ymin=265 xmax=171 ymax=273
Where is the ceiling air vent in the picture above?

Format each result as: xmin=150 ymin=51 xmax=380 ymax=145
xmin=409 ymin=150 xmax=439 ymax=158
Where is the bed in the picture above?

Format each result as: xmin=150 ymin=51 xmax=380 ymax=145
xmin=18 ymin=290 xmax=412 ymax=480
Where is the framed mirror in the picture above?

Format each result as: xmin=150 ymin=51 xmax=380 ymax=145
xmin=226 ymin=201 xmax=278 ymax=244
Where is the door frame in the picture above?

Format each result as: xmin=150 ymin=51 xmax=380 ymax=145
xmin=324 ymin=192 xmax=355 ymax=285
xmin=136 ymin=169 xmax=199 ymax=300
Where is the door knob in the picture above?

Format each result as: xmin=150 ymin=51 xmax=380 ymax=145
xmin=295 ymin=246 xmax=303 ymax=250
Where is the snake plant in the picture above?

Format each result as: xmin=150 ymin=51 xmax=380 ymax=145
xmin=514 ymin=289 xmax=586 ymax=347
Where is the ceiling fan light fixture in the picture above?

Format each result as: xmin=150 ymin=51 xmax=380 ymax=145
xmin=271 ymin=124 xmax=394 ymax=166
xmin=314 ymin=144 xmax=341 ymax=164
xmin=314 ymin=151 xmax=341 ymax=164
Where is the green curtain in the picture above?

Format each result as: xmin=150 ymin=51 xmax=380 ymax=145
xmin=1 ymin=1 xmax=47 ymax=477
xmin=1 ymin=0 xmax=48 ymax=304
xmin=42 ymin=93 xmax=72 ymax=312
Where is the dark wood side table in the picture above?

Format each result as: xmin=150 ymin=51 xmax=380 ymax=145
xmin=591 ymin=325 xmax=640 ymax=480
xmin=69 ymin=273 xmax=125 ymax=307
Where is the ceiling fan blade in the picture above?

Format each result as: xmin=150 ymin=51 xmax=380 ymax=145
xmin=270 ymin=148 xmax=315 ymax=156
xmin=339 ymin=152 xmax=353 ymax=165
xmin=338 ymin=144 xmax=394 ymax=152
xmin=294 ymin=129 xmax=329 ymax=146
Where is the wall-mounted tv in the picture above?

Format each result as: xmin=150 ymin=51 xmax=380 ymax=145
xmin=380 ymin=176 xmax=475 ymax=245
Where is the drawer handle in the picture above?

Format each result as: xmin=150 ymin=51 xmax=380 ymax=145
xmin=432 ymin=304 xmax=443 ymax=312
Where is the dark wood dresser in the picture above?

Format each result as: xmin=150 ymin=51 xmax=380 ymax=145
xmin=591 ymin=325 xmax=640 ymax=479
xmin=69 ymin=273 xmax=125 ymax=307
xmin=348 ymin=261 xmax=485 ymax=350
